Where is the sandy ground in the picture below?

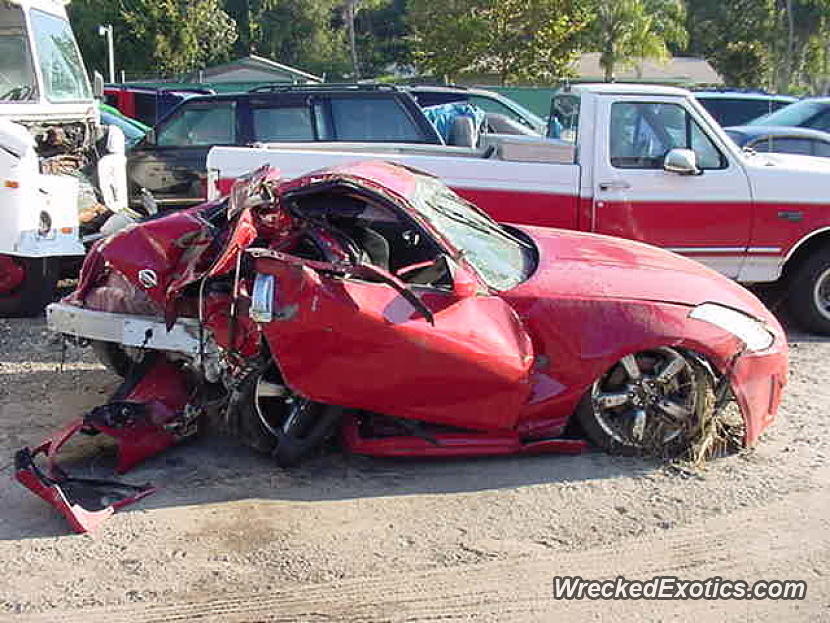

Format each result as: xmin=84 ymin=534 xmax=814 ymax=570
xmin=0 ymin=313 xmax=828 ymax=621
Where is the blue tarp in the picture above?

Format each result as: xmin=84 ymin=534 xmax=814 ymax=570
xmin=422 ymin=103 xmax=486 ymax=144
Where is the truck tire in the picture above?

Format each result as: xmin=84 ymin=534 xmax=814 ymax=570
xmin=0 ymin=256 xmax=59 ymax=317
xmin=788 ymin=250 xmax=830 ymax=335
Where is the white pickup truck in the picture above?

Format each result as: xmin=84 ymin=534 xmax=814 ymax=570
xmin=207 ymin=83 xmax=830 ymax=334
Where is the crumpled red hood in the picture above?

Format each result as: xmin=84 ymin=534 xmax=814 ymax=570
xmin=509 ymin=226 xmax=772 ymax=320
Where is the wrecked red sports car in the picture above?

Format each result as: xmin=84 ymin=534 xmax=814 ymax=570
xmin=18 ymin=161 xmax=788 ymax=531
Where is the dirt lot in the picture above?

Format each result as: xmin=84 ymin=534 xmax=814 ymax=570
xmin=0 ymin=311 xmax=828 ymax=621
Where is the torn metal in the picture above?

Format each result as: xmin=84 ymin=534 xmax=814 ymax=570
xmin=15 ymin=357 xmax=198 ymax=533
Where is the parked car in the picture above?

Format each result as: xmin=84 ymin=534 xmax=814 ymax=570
xmin=103 ymin=85 xmax=214 ymax=127
xmin=406 ymin=85 xmax=547 ymax=135
xmin=127 ymin=84 xmax=443 ymax=209
xmin=693 ymin=91 xmax=796 ymax=126
xmin=99 ymin=103 xmax=149 ymax=149
xmin=746 ymin=97 xmax=830 ymax=132
xmin=724 ymin=125 xmax=830 ymax=157
xmin=29 ymin=161 xmax=787 ymax=531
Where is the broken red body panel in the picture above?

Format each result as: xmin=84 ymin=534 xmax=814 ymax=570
xmin=340 ymin=413 xmax=587 ymax=458
xmin=14 ymin=359 xmax=192 ymax=533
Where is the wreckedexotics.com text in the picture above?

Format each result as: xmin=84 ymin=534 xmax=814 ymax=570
xmin=552 ymin=576 xmax=807 ymax=601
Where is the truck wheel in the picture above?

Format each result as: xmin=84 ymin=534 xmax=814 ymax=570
xmin=0 ymin=256 xmax=59 ymax=317
xmin=788 ymin=250 xmax=830 ymax=335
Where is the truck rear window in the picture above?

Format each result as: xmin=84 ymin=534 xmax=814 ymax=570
xmin=549 ymin=94 xmax=579 ymax=142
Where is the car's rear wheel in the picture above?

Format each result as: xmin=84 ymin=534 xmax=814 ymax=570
xmin=0 ymin=255 xmax=59 ymax=317
xmin=229 ymin=362 xmax=342 ymax=467
xmin=576 ymin=347 xmax=713 ymax=457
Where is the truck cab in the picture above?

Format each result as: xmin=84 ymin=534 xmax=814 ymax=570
xmin=0 ymin=0 xmax=126 ymax=317
xmin=551 ymin=83 xmax=830 ymax=334
xmin=550 ymin=84 xmax=755 ymax=279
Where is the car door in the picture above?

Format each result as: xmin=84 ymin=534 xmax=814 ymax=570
xmin=127 ymin=99 xmax=239 ymax=209
xmin=253 ymin=253 xmax=534 ymax=432
xmin=592 ymin=96 xmax=753 ymax=278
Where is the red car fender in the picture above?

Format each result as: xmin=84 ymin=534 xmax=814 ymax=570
xmin=511 ymin=297 xmax=787 ymax=445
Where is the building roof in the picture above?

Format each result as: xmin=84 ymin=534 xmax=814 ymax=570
xmin=574 ymin=53 xmax=722 ymax=86
xmin=182 ymin=55 xmax=323 ymax=84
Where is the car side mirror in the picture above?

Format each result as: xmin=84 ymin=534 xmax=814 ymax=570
xmin=453 ymin=264 xmax=478 ymax=298
xmin=664 ymin=148 xmax=701 ymax=176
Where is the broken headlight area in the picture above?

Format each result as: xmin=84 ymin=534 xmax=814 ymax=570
xmin=689 ymin=303 xmax=775 ymax=352
xmin=14 ymin=356 xmax=204 ymax=534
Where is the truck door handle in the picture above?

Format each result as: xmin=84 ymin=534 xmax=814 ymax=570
xmin=777 ymin=210 xmax=804 ymax=222
xmin=599 ymin=180 xmax=631 ymax=191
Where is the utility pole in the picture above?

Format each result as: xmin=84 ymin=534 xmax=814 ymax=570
xmin=98 ymin=24 xmax=115 ymax=83
xmin=346 ymin=0 xmax=359 ymax=80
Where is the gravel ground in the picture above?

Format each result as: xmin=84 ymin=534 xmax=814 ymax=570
xmin=0 ymin=311 xmax=827 ymax=621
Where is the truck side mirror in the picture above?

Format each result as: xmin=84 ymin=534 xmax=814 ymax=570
xmin=105 ymin=125 xmax=125 ymax=155
xmin=93 ymin=72 xmax=104 ymax=99
xmin=664 ymin=148 xmax=701 ymax=176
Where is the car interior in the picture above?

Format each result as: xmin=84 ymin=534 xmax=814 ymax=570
xmin=281 ymin=186 xmax=452 ymax=288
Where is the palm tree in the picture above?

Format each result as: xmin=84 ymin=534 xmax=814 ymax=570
xmin=589 ymin=0 xmax=687 ymax=82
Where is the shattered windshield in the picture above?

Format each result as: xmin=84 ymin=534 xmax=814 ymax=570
xmin=412 ymin=175 xmax=536 ymax=291
xmin=0 ymin=6 xmax=37 ymax=102
xmin=30 ymin=9 xmax=90 ymax=102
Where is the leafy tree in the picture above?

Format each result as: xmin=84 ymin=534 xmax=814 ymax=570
xmin=480 ymin=0 xmax=587 ymax=85
xmin=350 ymin=0 xmax=412 ymax=78
xmin=686 ymin=0 xmax=774 ymax=87
xmin=247 ymin=0 xmax=348 ymax=78
xmin=770 ymin=0 xmax=830 ymax=92
xmin=687 ymin=0 xmax=830 ymax=92
xmin=189 ymin=0 xmax=239 ymax=67
xmin=69 ymin=0 xmax=237 ymax=79
xmin=584 ymin=0 xmax=687 ymax=82
xmin=408 ymin=0 xmax=485 ymax=82
xmin=67 ymin=0 xmax=121 ymax=78
xmin=339 ymin=0 xmax=386 ymax=79
xmin=223 ymin=0 xmax=253 ymax=54
xmin=409 ymin=0 xmax=586 ymax=84
xmin=800 ymin=6 xmax=830 ymax=93
xmin=120 ymin=1 xmax=199 ymax=76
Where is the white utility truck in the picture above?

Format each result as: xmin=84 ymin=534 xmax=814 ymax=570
xmin=0 ymin=0 xmax=126 ymax=316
